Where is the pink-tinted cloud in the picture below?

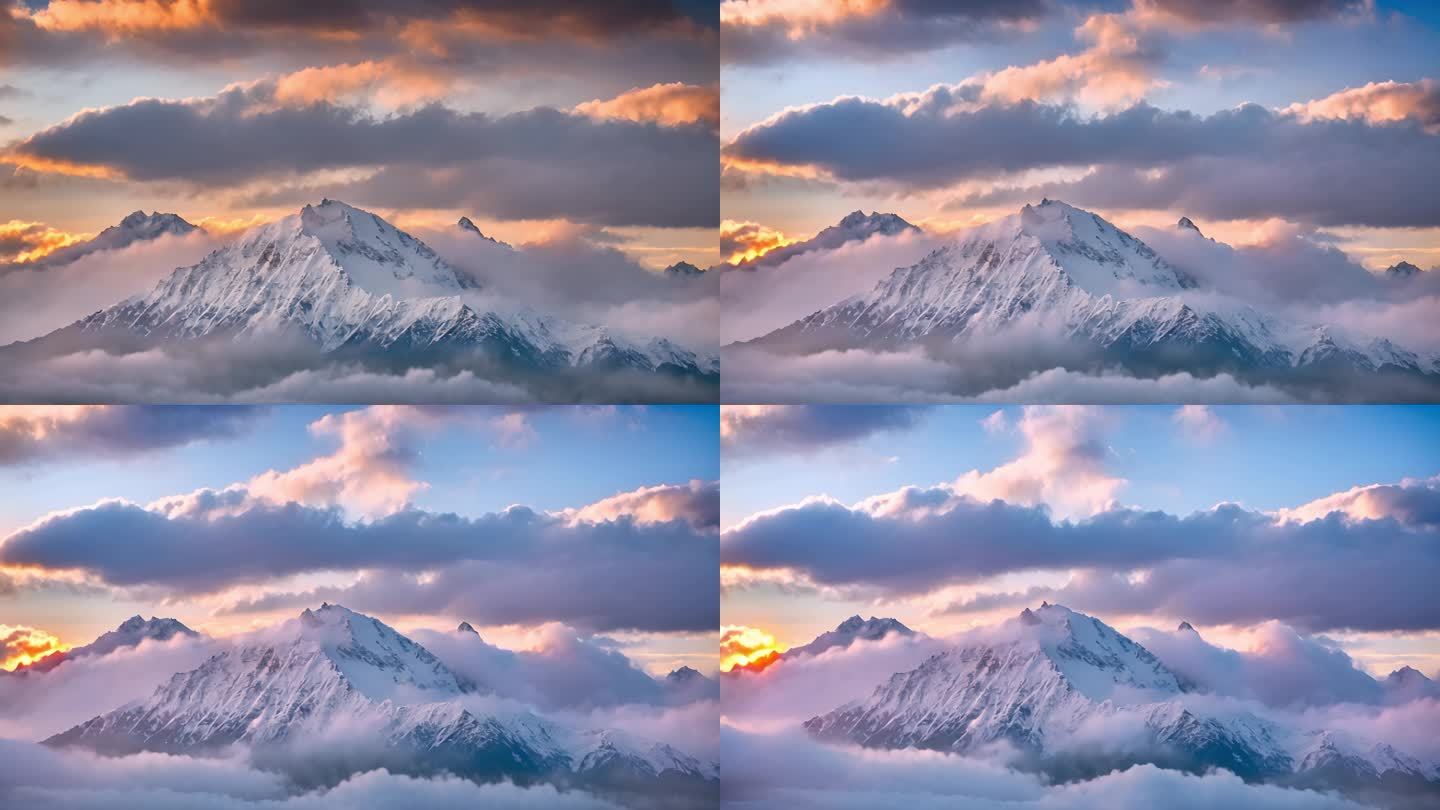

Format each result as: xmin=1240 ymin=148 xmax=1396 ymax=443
xmin=575 ymin=82 xmax=719 ymax=129
xmin=562 ymin=480 xmax=720 ymax=530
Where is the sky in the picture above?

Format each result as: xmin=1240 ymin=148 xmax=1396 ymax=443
xmin=720 ymin=404 xmax=1440 ymax=678
xmin=0 ymin=404 xmax=719 ymax=676
xmin=721 ymin=0 xmax=1440 ymax=271
xmin=0 ymin=0 xmax=719 ymax=270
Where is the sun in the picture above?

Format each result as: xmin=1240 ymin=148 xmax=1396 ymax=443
xmin=720 ymin=624 xmax=788 ymax=672
xmin=0 ymin=624 xmax=68 ymax=671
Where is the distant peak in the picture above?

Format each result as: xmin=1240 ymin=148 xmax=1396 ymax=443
xmin=667 ymin=665 xmax=702 ymax=681
xmin=836 ymin=210 xmax=916 ymax=233
xmin=1176 ymin=216 xmax=1202 ymax=236
xmin=1177 ymin=621 xmax=1196 ymax=633
xmin=1386 ymin=260 xmax=1421 ymax=278
xmin=1387 ymin=665 xmax=1430 ymax=682
xmin=119 ymin=615 xmax=147 ymax=631
xmin=837 ymin=615 xmax=866 ymax=631
xmin=458 ymin=216 xmax=481 ymax=234
xmin=457 ymin=621 xmax=478 ymax=635
xmin=1019 ymin=607 xmax=1041 ymax=625
xmin=664 ymin=260 xmax=704 ymax=276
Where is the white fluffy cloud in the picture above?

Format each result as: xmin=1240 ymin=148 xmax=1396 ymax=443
xmin=719 ymin=726 xmax=1366 ymax=809
xmin=0 ymin=741 xmax=625 ymax=809
xmin=721 ymin=633 xmax=946 ymax=733
xmin=721 ymin=229 xmax=943 ymax=344
xmin=0 ymin=230 xmax=221 ymax=345
xmin=0 ymin=634 xmax=223 ymax=741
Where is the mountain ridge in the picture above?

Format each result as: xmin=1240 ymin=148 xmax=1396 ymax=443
xmin=737 ymin=200 xmax=1439 ymax=398
xmin=802 ymin=604 xmax=1439 ymax=800
xmin=46 ymin=604 xmax=716 ymax=803
xmin=1 ymin=200 xmax=718 ymax=395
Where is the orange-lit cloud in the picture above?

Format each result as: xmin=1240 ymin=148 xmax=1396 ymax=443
xmin=0 ymin=151 xmax=123 ymax=180
xmin=978 ymin=12 xmax=1163 ymax=107
xmin=0 ymin=221 xmax=90 ymax=264
xmin=576 ymin=82 xmax=719 ymax=129
xmin=721 ymin=624 xmax=787 ymax=672
xmin=1277 ymin=474 xmax=1440 ymax=525
xmin=192 ymin=213 xmax=274 ymax=237
xmin=0 ymin=405 xmax=106 ymax=436
xmin=242 ymin=405 xmax=429 ymax=519
xmin=272 ymin=60 xmax=453 ymax=108
xmin=720 ymin=219 xmax=798 ymax=264
xmin=28 ymin=0 xmax=211 ymax=34
xmin=0 ymin=623 xmax=68 ymax=671
xmin=562 ymin=480 xmax=719 ymax=530
xmin=1284 ymin=79 xmax=1440 ymax=134
xmin=721 ymin=0 xmax=891 ymax=30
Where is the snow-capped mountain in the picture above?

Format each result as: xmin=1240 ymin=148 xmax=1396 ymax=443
xmin=1386 ymin=260 xmax=1423 ymax=279
xmin=804 ymin=604 xmax=1440 ymax=796
xmin=1383 ymin=666 xmax=1440 ymax=702
xmin=730 ymin=210 xmax=919 ymax=271
xmin=11 ymin=615 xmax=198 ymax=674
xmin=784 ymin=616 xmax=915 ymax=660
xmin=742 ymin=200 xmax=1439 ymax=394
xmin=665 ymin=260 xmax=706 ymax=276
xmin=664 ymin=666 xmax=719 ymax=704
xmin=10 ymin=200 xmax=716 ymax=386
xmin=15 ymin=211 xmax=199 ymax=270
xmin=47 ymin=605 xmax=716 ymax=801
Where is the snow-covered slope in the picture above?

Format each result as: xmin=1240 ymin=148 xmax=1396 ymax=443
xmin=46 ymin=605 xmax=715 ymax=795
xmin=730 ymin=210 xmax=918 ymax=272
xmin=804 ymin=604 xmax=1440 ymax=793
xmin=12 ymin=615 xmax=198 ymax=674
xmin=34 ymin=200 xmax=714 ymax=380
xmin=744 ymin=200 xmax=1438 ymax=389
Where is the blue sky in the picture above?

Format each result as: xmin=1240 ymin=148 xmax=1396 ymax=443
xmin=0 ymin=405 xmax=718 ymax=666
xmin=720 ymin=405 xmax=1440 ymax=677
xmin=1 ymin=405 xmax=718 ymax=536
xmin=720 ymin=0 xmax=1440 ymax=265
xmin=722 ymin=405 xmax=1440 ymax=531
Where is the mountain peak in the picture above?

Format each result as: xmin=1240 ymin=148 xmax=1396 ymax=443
xmin=457 ymin=621 xmax=478 ymax=635
xmin=289 ymin=604 xmax=466 ymax=700
xmin=1177 ymin=620 xmax=1196 ymax=633
xmin=666 ymin=665 xmax=702 ymax=682
xmin=664 ymin=260 xmax=704 ymax=276
xmin=1386 ymin=260 xmax=1422 ymax=278
xmin=1386 ymin=665 xmax=1431 ymax=683
xmin=1176 ymin=216 xmax=1202 ymax=236
xmin=835 ymin=210 xmax=917 ymax=235
xmin=118 ymin=614 xmax=148 ymax=632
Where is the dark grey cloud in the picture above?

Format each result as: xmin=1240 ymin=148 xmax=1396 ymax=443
xmin=13 ymin=88 xmax=717 ymax=228
xmin=202 ymin=0 xmax=692 ymax=36
xmin=722 ymin=0 xmax=1050 ymax=64
xmin=1140 ymin=0 xmax=1365 ymax=24
xmin=2 ymin=498 xmax=718 ymax=632
xmin=0 ymin=405 xmax=263 ymax=465
xmin=723 ymin=483 xmax=1440 ymax=632
xmin=721 ymin=404 xmax=931 ymax=455
xmin=727 ymin=98 xmax=1440 ymax=227
xmin=0 ymin=0 xmax=713 ymax=67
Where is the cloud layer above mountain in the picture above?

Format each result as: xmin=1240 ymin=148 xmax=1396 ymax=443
xmin=723 ymin=406 xmax=1440 ymax=633
xmin=0 ymin=405 xmax=263 ymax=465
